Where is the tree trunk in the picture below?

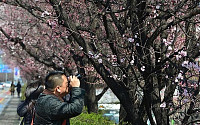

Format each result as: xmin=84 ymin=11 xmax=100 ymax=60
xmin=85 ymin=84 xmax=98 ymax=113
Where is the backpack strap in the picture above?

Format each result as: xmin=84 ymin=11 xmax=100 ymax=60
xmin=31 ymin=107 xmax=35 ymax=125
xmin=62 ymin=119 xmax=66 ymax=125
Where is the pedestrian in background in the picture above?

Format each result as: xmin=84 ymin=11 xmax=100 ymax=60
xmin=16 ymin=81 xmax=22 ymax=97
xmin=17 ymin=80 xmax=44 ymax=125
xmin=34 ymin=71 xmax=85 ymax=125
xmin=10 ymin=81 xmax=15 ymax=96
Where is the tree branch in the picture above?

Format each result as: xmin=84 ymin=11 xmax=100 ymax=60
xmin=0 ymin=27 xmax=60 ymax=70
xmin=148 ymin=8 xmax=200 ymax=43
xmin=96 ymin=86 xmax=109 ymax=101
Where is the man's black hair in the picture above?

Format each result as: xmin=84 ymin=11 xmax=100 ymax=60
xmin=45 ymin=71 xmax=65 ymax=91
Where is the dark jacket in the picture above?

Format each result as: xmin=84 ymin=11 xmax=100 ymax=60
xmin=34 ymin=88 xmax=85 ymax=125
xmin=17 ymin=85 xmax=44 ymax=125
xmin=17 ymin=100 xmax=35 ymax=125
xmin=17 ymin=83 xmax=22 ymax=92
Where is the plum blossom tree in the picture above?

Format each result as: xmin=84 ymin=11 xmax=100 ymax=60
xmin=0 ymin=0 xmax=200 ymax=124
xmin=0 ymin=0 xmax=106 ymax=114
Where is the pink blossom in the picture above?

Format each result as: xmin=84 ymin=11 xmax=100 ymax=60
xmin=128 ymin=38 xmax=134 ymax=42
xmin=179 ymin=50 xmax=187 ymax=57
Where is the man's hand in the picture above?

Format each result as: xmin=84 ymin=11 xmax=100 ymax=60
xmin=69 ymin=76 xmax=80 ymax=87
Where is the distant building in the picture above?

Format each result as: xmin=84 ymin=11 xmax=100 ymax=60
xmin=0 ymin=52 xmax=14 ymax=82
xmin=0 ymin=62 xmax=13 ymax=82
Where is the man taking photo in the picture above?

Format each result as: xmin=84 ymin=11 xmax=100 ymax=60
xmin=34 ymin=71 xmax=85 ymax=125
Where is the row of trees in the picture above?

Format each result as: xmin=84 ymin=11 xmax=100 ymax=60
xmin=0 ymin=0 xmax=200 ymax=124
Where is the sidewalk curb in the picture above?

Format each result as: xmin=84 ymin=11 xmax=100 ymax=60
xmin=0 ymin=92 xmax=11 ymax=115
xmin=0 ymin=95 xmax=21 ymax=125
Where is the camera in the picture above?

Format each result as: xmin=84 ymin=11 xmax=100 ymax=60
xmin=67 ymin=74 xmax=82 ymax=87
xmin=75 ymin=74 xmax=82 ymax=79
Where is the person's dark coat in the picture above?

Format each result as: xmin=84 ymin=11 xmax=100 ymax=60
xmin=17 ymin=85 xmax=44 ymax=125
xmin=17 ymin=100 xmax=35 ymax=125
xmin=17 ymin=82 xmax=21 ymax=93
xmin=34 ymin=88 xmax=85 ymax=125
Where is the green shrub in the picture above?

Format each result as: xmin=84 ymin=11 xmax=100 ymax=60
xmin=70 ymin=108 xmax=116 ymax=125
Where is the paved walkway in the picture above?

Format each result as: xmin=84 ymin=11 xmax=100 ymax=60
xmin=0 ymin=95 xmax=21 ymax=125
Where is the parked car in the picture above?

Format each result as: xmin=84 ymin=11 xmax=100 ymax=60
xmin=0 ymin=83 xmax=4 ymax=90
xmin=3 ymin=82 xmax=11 ymax=88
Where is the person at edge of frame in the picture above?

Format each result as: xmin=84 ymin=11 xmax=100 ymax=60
xmin=17 ymin=79 xmax=44 ymax=125
xmin=34 ymin=71 xmax=85 ymax=125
